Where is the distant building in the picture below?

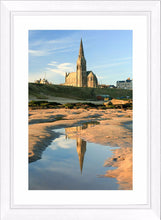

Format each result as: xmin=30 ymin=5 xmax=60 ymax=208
xmin=116 ymin=78 xmax=132 ymax=90
xmin=35 ymin=78 xmax=49 ymax=85
xmin=64 ymin=39 xmax=98 ymax=88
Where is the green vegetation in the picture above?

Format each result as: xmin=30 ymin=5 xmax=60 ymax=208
xmin=29 ymin=83 xmax=132 ymax=100
xmin=29 ymin=100 xmax=132 ymax=110
xmin=29 ymin=100 xmax=60 ymax=109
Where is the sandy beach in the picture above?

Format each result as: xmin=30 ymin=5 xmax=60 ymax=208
xmin=29 ymin=108 xmax=132 ymax=189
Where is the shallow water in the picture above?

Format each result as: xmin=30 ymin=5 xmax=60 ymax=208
xmin=29 ymin=123 xmax=119 ymax=190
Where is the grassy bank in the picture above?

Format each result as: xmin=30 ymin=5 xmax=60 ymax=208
xmin=29 ymin=83 xmax=132 ymax=100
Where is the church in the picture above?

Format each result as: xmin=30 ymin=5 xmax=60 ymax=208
xmin=64 ymin=39 xmax=98 ymax=88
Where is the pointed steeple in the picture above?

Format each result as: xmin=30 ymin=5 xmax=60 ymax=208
xmin=76 ymin=38 xmax=86 ymax=87
xmin=77 ymin=137 xmax=86 ymax=174
xmin=78 ymin=154 xmax=84 ymax=174
xmin=79 ymin=38 xmax=84 ymax=57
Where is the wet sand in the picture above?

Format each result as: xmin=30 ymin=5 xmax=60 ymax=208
xmin=29 ymin=108 xmax=132 ymax=189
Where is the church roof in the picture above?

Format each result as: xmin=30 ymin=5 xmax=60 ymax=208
xmin=86 ymin=71 xmax=92 ymax=75
xmin=87 ymin=71 xmax=97 ymax=78
xmin=87 ymin=71 xmax=94 ymax=76
xmin=87 ymin=71 xmax=98 ymax=84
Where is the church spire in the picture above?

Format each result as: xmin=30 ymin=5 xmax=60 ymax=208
xmin=76 ymin=38 xmax=87 ymax=87
xmin=78 ymin=154 xmax=84 ymax=174
xmin=79 ymin=38 xmax=84 ymax=57
xmin=76 ymin=137 xmax=86 ymax=174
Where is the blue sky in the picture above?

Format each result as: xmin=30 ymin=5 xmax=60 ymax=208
xmin=29 ymin=30 xmax=132 ymax=85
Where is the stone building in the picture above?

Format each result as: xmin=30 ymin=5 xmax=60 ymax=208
xmin=116 ymin=78 xmax=132 ymax=90
xmin=35 ymin=78 xmax=49 ymax=85
xmin=64 ymin=39 xmax=98 ymax=88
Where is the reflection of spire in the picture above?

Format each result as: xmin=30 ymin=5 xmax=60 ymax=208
xmin=65 ymin=125 xmax=87 ymax=174
xmin=76 ymin=137 xmax=86 ymax=174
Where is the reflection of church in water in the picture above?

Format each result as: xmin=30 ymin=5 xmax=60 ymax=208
xmin=65 ymin=125 xmax=87 ymax=174
xmin=76 ymin=136 xmax=86 ymax=174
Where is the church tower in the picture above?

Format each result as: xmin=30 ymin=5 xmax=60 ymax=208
xmin=76 ymin=39 xmax=87 ymax=87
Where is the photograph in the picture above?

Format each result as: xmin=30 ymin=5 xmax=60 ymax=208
xmin=1 ymin=0 xmax=160 ymax=219
xmin=28 ymin=30 xmax=133 ymax=190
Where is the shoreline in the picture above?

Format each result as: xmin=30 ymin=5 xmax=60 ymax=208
xmin=29 ymin=108 xmax=132 ymax=161
xmin=29 ymin=108 xmax=133 ymax=189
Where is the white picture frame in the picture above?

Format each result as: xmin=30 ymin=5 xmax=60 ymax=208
xmin=0 ymin=1 xmax=160 ymax=220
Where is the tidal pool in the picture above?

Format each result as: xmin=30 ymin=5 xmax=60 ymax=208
xmin=29 ymin=123 xmax=119 ymax=190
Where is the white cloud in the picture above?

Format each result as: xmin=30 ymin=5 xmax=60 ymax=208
xmin=46 ymin=62 xmax=75 ymax=76
xmin=58 ymin=63 xmax=73 ymax=69
xmin=47 ymin=61 xmax=58 ymax=67
xmin=46 ymin=68 xmax=65 ymax=76
xmin=29 ymin=35 xmax=79 ymax=57
xmin=50 ymin=136 xmax=75 ymax=150
xmin=29 ymin=49 xmax=50 ymax=56
xmin=29 ymin=61 xmax=75 ymax=83
xmin=29 ymin=40 xmax=44 ymax=47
